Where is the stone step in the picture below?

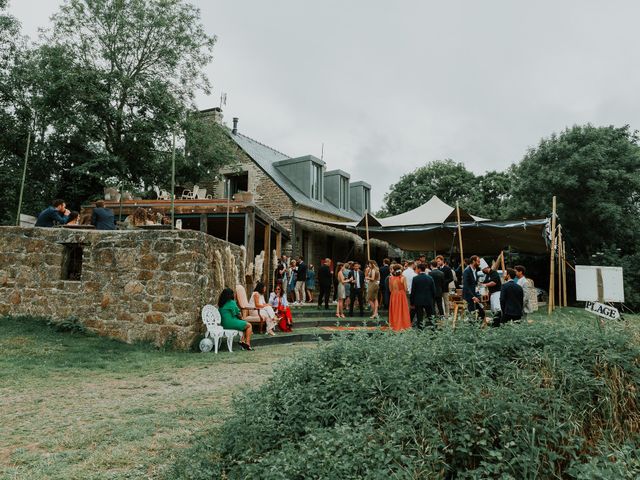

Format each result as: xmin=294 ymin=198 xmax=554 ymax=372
xmin=291 ymin=318 xmax=388 ymax=329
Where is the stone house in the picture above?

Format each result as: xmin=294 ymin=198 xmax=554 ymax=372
xmin=199 ymin=108 xmax=390 ymax=268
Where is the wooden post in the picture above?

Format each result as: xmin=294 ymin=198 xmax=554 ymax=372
xmin=170 ymin=130 xmax=176 ymax=230
xmin=500 ymin=250 xmax=506 ymax=275
xmin=548 ymin=196 xmax=557 ymax=315
xmin=15 ymin=128 xmax=32 ymax=226
xmin=245 ymin=209 xmax=255 ymax=270
xmin=263 ymin=223 xmax=271 ymax=286
xmin=274 ymin=231 xmax=282 ymax=292
xmin=456 ymin=201 xmax=464 ymax=269
xmin=225 ymin=179 xmax=231 ymax=242
xmin=562 ymin=240 xmax=568 ymax=307
xmin=364 ymin=211 xmax=371 ymax=262
xmin=557 ymin=226 xmax=563 ymax=308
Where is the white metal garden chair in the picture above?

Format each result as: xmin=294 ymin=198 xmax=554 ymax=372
xmin=181 ymin=185 xmax=199 ymax=200
xmin=199 ymin=304 xmax=241 ymax=353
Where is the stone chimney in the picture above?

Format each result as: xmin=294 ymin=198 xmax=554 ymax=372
xmin=232 ymin=117 xmax=239 ymax=135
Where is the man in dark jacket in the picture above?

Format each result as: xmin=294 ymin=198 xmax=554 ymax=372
xmin=462 ymin=255 xmax=485 ymax=321
xmin=379 ymin=258 xmax=390 ymax=310
xmin=437 ymin=256 xmax=454 ymax=316
xmin=429 ymin=260 xmax=446 ymax=317
xmin=348 ymin=262 xmax=365 ymax=317
xmin=499 ymin=268 xmax=524 ymax=325
xmin=294 ymin=257 xmax=307 ymax=305
xmin=317 ymin=258 xmax=333 ymax=310
xmin=410 ymin=263 xmax=436 ymax=329
xmin=91 ymin=200 xmax=116 ymax=230
xmin=35 ymin=199 xmax=70 ymax=227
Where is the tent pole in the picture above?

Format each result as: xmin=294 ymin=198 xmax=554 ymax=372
xmin=456 ymin=201 xmax=464 ymax=269
xmin=15 ymin=127 xmax=32 ymax=226
xmin=557 ymin=226 xmax=563 ymax=308
xmin=548 ymin=196 xmax=557 ymax=315
xmin=365 ymin=210 xmax=371 ymax=262
xmin=562 ymin=239 xmax=568 ymax=307
xmin=170 ymin=130 xmax=176 ymax=230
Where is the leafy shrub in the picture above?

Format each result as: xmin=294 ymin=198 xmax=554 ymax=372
xmin=194 ymin=313 xmax=640 ymax=479
xmin=46 ymin=315 xmax=88 ymax=334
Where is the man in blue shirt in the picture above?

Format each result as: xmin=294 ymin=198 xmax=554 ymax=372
xmin=91 ymin=200 xmax=116 ymax=230
xmin=35 ymin=199 xmax=70 ymax=227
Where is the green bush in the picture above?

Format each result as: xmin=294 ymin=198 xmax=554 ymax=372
xmin=185 ymin=312 xmax=640 ymax=479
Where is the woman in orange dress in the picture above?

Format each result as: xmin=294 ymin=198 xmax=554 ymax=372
xmin=388 ymin=264 xmax=411 ymax=331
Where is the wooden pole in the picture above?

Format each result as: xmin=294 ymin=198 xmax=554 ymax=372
xmin=365 ymin=210 xmax=371 ymax=262
xmin=557 ymin=226 xmax=563 ymax=308
xmin=274 ymin=231 xmax=282 ymax=292
xmin=263 ymin=223 xmax=271 ymax=286
xmin=170 ymin=130 xmax=176 ymax=230
xmin=456 ymin=201 xmax=464 ymax=269
xmin=562 ymin=240 xmax=568 ymax=307
xmin=225 ymin=179 xmax=231 ymax=242
xmin=15 ymin=128 xmax=32 ymax=226
xmin=500 ymin=250 xmax=506 ymax=274
xmin=548 ymin=196 xmax=557 ymax=315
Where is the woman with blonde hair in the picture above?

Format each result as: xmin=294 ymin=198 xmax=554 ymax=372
xmin=367 ymin=260 xmax=380 ymax=319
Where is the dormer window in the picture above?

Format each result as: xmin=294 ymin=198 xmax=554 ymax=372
xmin=339 ymin=177 xmax=349 ymax=210
xmin=311 ymin=164 xmax=323 ymax=201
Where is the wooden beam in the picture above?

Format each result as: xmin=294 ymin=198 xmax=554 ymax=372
xmin=562 ymin=240 xmax=568 ymax=307
xmin=548 ymin=196 xmax=557 ymax=315
xmin=456 ymin=201 xmax=464 ymax=269
xmin=263 ymin=223 xmax=271 ymax=287
xmin=245 ymin=210 xmax=255 ymax=275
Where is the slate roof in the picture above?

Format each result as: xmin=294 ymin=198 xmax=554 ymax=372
xmin=227 ymin=131 xmax=361 ymax=221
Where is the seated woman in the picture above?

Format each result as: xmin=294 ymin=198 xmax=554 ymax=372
xmin=66 ymin=211 xmax=80 ymax=225
xmin=269 ymin=284 xmax=293 ymax=332
xmin=217 ymin=288 xmax=253 ymax=350
xmin=249 ymin=282 xmax=278 ymax=336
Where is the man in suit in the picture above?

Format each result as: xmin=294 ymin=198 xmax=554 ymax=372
xmin=462 ymin=255 xmax=485 ymax=321
xmin=379 ymin=258 xmax=390 ymax=310
xmin=428 ymin=260 xmax=446 ymax=317
xmin=294 ymin=256 xmax=307 ymax=305
xmin=499 ymin=268 xmax=524 ymax=325
xmin=91 ymin=200 xmax=116 ymax=230
xmin=35 ymin=199 xmax=71 ymax=227
xmin=436 ymin=256 xmax=454 ymax=316
xmin=317 ymin=258 xmax=333 ymax=310
xmin=348 ymin=262 xmax=365 ymax=317
xmin=410 ymin=263 xmax=436 ymax=329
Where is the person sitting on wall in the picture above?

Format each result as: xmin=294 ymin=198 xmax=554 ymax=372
xmin=269 ymin=284 xmax=293 ymax=332
xmin=218 ymin=288 xmax=253 ymax=350
xmin=35 ymin=199 xmax=71 ymax=227
xmin=66 ymin=211 xmax=80 ymax=225
xmin=249 ymin=282 xmax=278 ymax=336
xmin=91 ymin=200 xmax=116 ymax=230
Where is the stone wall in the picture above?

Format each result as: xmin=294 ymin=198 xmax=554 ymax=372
xmin=0 ymin=227 xmax=245 ymax=349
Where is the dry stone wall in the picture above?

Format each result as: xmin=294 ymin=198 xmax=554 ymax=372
xmin=0 ymin=227 xmax=244 ymax=349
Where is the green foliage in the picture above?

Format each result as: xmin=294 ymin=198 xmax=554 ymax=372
xmin=0 ymin=0 xmax=235 ymax=224
xmin=46 ymin=315 xmax=88 ymax=334
xmin=509 ymin=124 xmax=640 ymax=260
xmin=197 ymin=312 xmax=640 ymax=479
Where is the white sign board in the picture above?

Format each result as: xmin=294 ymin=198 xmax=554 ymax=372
xmin=575 ymin=265 xmax=624 ymax=303
xmin=584 ymin=301 xmax=620 ymax=320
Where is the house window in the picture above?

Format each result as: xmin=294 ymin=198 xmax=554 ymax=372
xmin=311 ymin=164 xmax=322 ymax=201
xmin=364 ymin=188 xmax=370 ymax=213
xmin=339 ymin=177 xmax=349 ymax=210
xmin=224 ymin=172 xmax=249 ymax=198
xmin=61 ymin=244 xmax=83 ymax=281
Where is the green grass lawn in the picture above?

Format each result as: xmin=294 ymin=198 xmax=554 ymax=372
xmin=0 ymin=316 xmax=314 ymax=480
xmin=1 ymin=308 xmax=637 ymax=479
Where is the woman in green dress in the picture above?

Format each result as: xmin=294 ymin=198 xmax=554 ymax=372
xmin=218 ymin=288 xmax=254 ymax=350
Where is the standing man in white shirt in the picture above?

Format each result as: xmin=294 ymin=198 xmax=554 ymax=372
xmin=403 ymin=261 xmax=417 ymax=324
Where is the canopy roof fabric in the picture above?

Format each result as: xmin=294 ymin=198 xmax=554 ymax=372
xmin=318 ymin=195 xmax=550 ymax=255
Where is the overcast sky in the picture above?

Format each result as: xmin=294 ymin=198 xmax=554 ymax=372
xmin=8 ymin=1 xmax=640 ymax=210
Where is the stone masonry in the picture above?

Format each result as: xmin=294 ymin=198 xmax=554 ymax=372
xmin=0 ymin=227 xmax=245 ymax=349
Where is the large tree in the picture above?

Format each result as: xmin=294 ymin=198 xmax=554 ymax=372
xmin=379 ymin=159 xmax=476 ymax=216
xmin=0 ymin=0 xmax=234 ymax=224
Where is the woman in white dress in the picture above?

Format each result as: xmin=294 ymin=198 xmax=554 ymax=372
xmin=249 ymin=282 xmax=278 ymax=336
